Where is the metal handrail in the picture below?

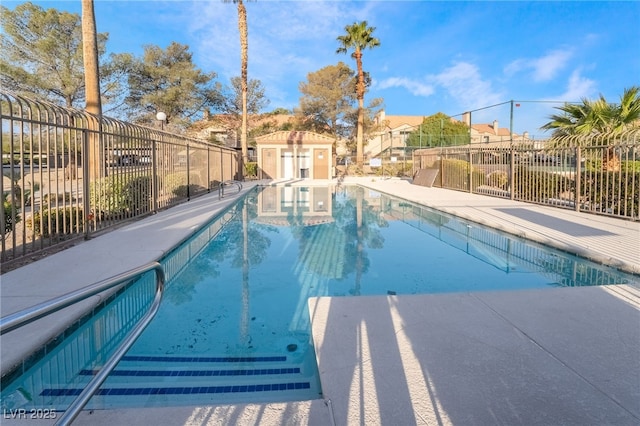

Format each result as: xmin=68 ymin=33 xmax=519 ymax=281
xmin=0 ymin=262 xmax=165 ymax=426
xmin=219 ymin=179 xmax=243 ymax=199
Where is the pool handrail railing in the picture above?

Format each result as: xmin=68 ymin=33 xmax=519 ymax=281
xmin=219 ymin=179 xmax=243 ymax=199
xmin=0 ymin=261 xmax=166 ymax=426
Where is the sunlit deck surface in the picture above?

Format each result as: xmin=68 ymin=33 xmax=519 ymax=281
xmin=2 ymin=178 xmax=639 ymax=425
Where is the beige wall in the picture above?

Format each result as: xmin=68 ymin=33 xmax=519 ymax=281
xmin=256 ymin=131 xmax=333 ymax=180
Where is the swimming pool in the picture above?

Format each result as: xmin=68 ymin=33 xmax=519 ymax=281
xmin=2 ymin=185 xmax=638 ymax=411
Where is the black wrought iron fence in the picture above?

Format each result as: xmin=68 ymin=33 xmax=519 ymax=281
xmin=412 ymin=131 xmax=640 ymax=220
xmin=1 ymin=91 xmax=239 ymax=269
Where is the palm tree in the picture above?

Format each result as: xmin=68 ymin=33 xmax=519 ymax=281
xmin=337 ymin=21 xmax=380 ymax=168
xmin=541 ymin=86 xmax=640 ymax=138
xmin=225 ymin=0 xmax=250 ymax=178
xmin=81 ymin=0 xmax=104 ymax=179
xmin=541 ymin=87 xmax=640 ymax=171
xmin=81 ymin=0 xmax=101 ymax=116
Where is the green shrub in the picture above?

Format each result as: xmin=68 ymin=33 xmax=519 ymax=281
xmin=374 ymin=162 xmax=413 ymax=177
xmin=89 ymin=174 xmax=151 ymax=218
xmin=27 ymin=207 xmax=83 ymax=237
xmin=581 ymin=171 xmax=640 ymax=217
xmin=438 ymin=159 xmax=487 ymax=190
xmin=622 ymin=160 xmax=640 ymax=173
xmin=440 ymin=159 xmax=469 ymax=190
xmin=2 ymin=196 xmax=20 ymax=234
xmin=162 ymin=172 xmax=188 ymax=194
xmin=487 ymin=170 xmax=509 ymax=189
xmin=244 ymin=162 xmax=258 ymax=177
xmin=513 ymin=166 xmax=574 ymax=200
xmin=172 ymin=184 xmax=202 ymax=198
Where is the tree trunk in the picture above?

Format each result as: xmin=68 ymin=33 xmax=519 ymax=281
xmin=355 ymin=51 xmax=365 ymax=168
xmin=237 ymin=0 xmax=249 ymax=178
xmin=81 ymin=0 xmax=104 ymax=181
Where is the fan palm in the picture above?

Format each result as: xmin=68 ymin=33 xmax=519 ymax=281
xmin=337 ymin=21 xmax=380 ymax=168
xmin=81 ymin=0 xmax=105 ymax=178
xmin=224 ymin=0 xmax=249 ymax=175
xmin=541 ymin=86 xmax=640 ymax=138
xmin=541 ymin=87 xmax=639 ymax=171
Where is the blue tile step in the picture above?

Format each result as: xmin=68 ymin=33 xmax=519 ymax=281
xmin=31 ymin=352 xmax=322 ymax=409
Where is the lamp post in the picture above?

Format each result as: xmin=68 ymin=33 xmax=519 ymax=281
xmin=155 ymin=112 xmax=167 ymax=130
xmin=153 ymin=111 xmax=166 ymax=213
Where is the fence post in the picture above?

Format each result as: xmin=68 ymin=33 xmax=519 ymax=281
xmin=468 ymin=148 xmax=473 ymax=193
xmin=186 ymin=145 xmax=191 ymax=201
xmin=207 ymin=146 xmax=211 ymax=193
xmin=82 ymin=130 xmax=91 ymax=240
xmin=574 ymin=147 xmax=581 ymax=212
xmin=151 ymin=140 xmax=158 ymax=213
xmin=510 ymin=148 xmax=515 ymax=200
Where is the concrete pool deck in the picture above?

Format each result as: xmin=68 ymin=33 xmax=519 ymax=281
xmin=1 ymin=177 xmax=639 ymax=425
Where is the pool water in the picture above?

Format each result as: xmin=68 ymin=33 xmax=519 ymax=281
xmin=2 ymin=185 xmax=638 ymax=411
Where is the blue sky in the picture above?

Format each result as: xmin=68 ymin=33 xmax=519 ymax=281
xmin=9 ymin=1 xmax=640 ymax=136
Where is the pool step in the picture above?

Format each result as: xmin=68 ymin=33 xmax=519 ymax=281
xmin=38 ymin=353 xmax=321 ymax=409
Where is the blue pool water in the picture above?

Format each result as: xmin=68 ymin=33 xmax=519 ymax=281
xmin=2 ymin=185 xmax=639 ymax=411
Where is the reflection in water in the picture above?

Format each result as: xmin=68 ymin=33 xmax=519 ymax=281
xmin=3 ymin=185 xmax=638 ymax=411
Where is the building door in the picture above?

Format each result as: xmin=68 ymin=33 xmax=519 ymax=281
xmin=313 ymin=148 xmax=329 ymax=179
xmin=261 ymin=148 xmax=277 ymax=179
xmin=282 ymin=151 xmax=294 ymax=179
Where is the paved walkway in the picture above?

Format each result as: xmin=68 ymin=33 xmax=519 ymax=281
xmin=1 ymin=178 xmax=639 ymax=425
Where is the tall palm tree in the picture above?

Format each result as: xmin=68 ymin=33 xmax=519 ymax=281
xmin=81 ymin=0 xmax=101 ymax=116
xmin=225 ymin=0 xmax=249 ymax=178
xmin=81 ymin=0 xmax=104 ymax=180
xmin=337 ymin=21 xmax=380 ymax=168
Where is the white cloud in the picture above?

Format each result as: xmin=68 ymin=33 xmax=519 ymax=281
xmin=505 ymin=49 xmax=573 ymax=82
xmin=430 ymin=62 xmax=503 ymax=110
xmin=558 ymin=69 xmax=597 ymax=101
xmin=184 ymin=1 xmax=374 ymax=109
xmin=376 ymin=77 xmax=434 ymax=97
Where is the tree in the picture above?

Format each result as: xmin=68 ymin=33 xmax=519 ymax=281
xmin=541 ymin=86 xmax=640 ymax=138
xmin=541 ymin=87 xmax=640 ymax=171
xmin=81 ymin=0 xmax=104 ymax=179
xmin=248 ymin=109 xmax=295 ymax=142
xmin=124 ymin=42 xmax=220 ymax=129
xmin=296 ymin=62 xmax=357 ymax=139
xmin=212 ymin=77 xmax=270 ymax=146
xmin=337 ymin=21 xmax=380 ymax=167
xmin=81 ymin=0 xmax=101 ymax=116
xmin=406 ymin=113 xmax=471 ymax=148
xmin=0 ymin=2 xmax=108 ymax=107
xmin=223 ymin=0 xmax=250 ymax=175
xmin=217 ymin=77 xmax=269 ymax=118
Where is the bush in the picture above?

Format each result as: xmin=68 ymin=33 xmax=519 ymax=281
xmin=438 ymin=159 xmax=486 ymax=190
xmin=440 ymin=159 xmax=469 ymax=190
xmin=161 ymin=172 xmax=207 ymax=199
xmin=27 ymin=207 xmax=83 ymax=237
xmin=244 ymin=162 xmax=258 ymax=177
xmin=89 ymin=174 xmax=151 ymax=218
xmin=374 ymin=162 xmax=413 ymax=177
xmin=581 ymin=171 xmax=640 ymax=217
xmin=514 ymin=166 xmax=574 ymax=200
xmin=487 ymin=170 xmax=509 ymax=189
xmin=172 ymin=184 xmax=202 ymax=198
xmin=2 ymin=196 xmax=20 ymax=234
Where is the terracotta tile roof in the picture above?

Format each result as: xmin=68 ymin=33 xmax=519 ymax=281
xmin=254 ymin=130 xmax=335 ymax=144
xmin=471 ymin=123 xmax=513 ymax=137
xmin=382 ymin=115 xmax=425 ymax=129
xmin=189 ymin=114 xmax=295 ymax=132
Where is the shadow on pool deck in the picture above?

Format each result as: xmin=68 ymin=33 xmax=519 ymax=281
xmin=1 ymin=177 xmax=639 ymax=425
